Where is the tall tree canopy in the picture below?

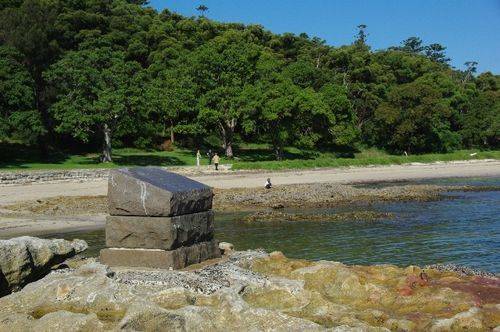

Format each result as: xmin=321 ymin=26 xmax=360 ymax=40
xmin=0 ymin=45 xmax=42 ymax=143
xmin=0 ymin=0 xmax=498 ymax=162
xmin=45 ymin=46 xmax=143 ymax=162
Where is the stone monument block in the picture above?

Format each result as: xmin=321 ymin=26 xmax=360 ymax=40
xmin=108 ymin=167 xmax=213 ymax=216
xmin=102 ymin=167 xmax=220 ymax=270
xmin=100 ymin=240 xmax=221 ymax=270
xmin=105 ymin=211 xmax=214 ymax=250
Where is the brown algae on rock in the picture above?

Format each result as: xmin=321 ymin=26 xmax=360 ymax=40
xmin=249 ymin=252 xmax=500 ymax=330
xmin=241 ymin=210 xmax=394 ymax=223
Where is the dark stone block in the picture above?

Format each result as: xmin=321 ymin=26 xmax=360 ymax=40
xmin=108 ymin=167 xmax=213 ymax=217
xmin=105 ymin=211 xmax=214 ymax=250
xmin=100 ymin=240 xmax=221 ymax=269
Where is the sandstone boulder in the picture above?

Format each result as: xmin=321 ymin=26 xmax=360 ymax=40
xmin=0 ymin=236 xmax=87 ymax=296
xmin=33 ymin=311 xmax=104 ymax=332
xmin=108 ymin=167 xmax=212 ymax=216
xmin=0 ymin=251 xmax=498 ymax=331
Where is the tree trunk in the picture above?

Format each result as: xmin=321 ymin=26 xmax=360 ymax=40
xmin=275 ymin=147 xmax=283 ymax=160
xmin=170 ymin=120 xmax=175 ymax=144
xmin=220 ymin=124 xmax=227 ymax=150
xmin=225 ymin=141 xmax=233 ymax=158
xmin=271 ymin=122 xmax=283 ymax=161
xmin=220 ymin=118 xmax=236 ymax=158
xmin=34 ymin=73 xmax=51 ymax=158
xmin=221 ymin=130 xmax=234 ymax=158
xmin=462 ymin=70 xmax=472 ymax=85
xmin=37 ymin=137 xmax=48 ymax=160
xmin=101 ymin=124 xmax=112 ymax=163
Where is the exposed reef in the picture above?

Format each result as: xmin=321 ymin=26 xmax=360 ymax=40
xmin=6 ymin=183 xmax=497 ymax=217
xmin=0 ymin=250 xmax=498 ymax=331
xmin=241 ymin=210 xmax=394 ymax=223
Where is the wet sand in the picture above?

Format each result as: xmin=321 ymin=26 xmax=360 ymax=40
xmin=0 ymin=215 xmax=105 ymax=237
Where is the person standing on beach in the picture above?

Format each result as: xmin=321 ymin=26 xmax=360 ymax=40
xmin=207 ymin=149 xmax=213 ymax=165
xmin=196 ymin=150 xmax=201 ymax=167
xmin=212 ymin=153 xmax=220 ymax=170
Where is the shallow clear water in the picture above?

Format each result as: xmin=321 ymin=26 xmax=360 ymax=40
xmin=46 ymin=178 xmax=500 ymax=273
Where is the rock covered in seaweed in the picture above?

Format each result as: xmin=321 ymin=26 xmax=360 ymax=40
xmin=241 ymin=210 xmax=394 ymax=223
xmin=0 ymin=250 xmax=498 ymax=331
xmin=0 ymin=236 xmax=87 ymax=296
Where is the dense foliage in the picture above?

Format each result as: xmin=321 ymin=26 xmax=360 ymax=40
xmin=0 ymin=0 xmax=498 ymax=161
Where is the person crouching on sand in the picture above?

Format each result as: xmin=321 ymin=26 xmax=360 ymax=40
xmin=265 ymin=178 xmax=272 ymax=189
xmin=213 ymin=153 xmax=220 ymax=170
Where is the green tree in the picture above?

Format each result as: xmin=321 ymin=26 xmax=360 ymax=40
xmin=319 ymin=83 xmax=359 ymax=148
xmin=249 ymin=78 xmax=300 ymax=159
xmin=196 ymin=4 xmax=208 ymax=17
xmin=462 ymin=61 xmax=478 ymax=84
xmin=354 ymin=24 xmax=368 ymax=48
xmin=145 ymin=67 xmax=195 ymax=144
xmin=45 ymin=47 xmax=142 ymax=162
xmin=0 ymin=0 xmax=496 ymax=159
xmin=374 ymin=73 xmax=461 ymax=153
xmin=241 ymin=66 xmax=357 ymax=159
xmin=461 ymin=72 xmax=499 ymax=148
xmin=283 ymin=59 xmax=326 ymax=90
xmin=0 ymin=0 xmax=23 ymax=10
xmin=193 ymin=30 xmax=261 ymax=157
xmin=0 ymin=0 xmax=60 ymax=152
xmin=401 ymin=37 xmax=424 ymax=54
xmin=0 ymin=45 xmax=44 ymax=143
xmin=424 ymin=43 xmax=450 ymax=63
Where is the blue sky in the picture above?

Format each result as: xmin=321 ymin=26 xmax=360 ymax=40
xmin=149 ymin=0 xmax=500 ymax=74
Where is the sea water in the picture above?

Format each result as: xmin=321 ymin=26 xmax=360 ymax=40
xmin=47 ymin=178 xmax=500 ymax=273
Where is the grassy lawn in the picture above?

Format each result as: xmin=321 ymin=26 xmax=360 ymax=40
xmin=0 ymin=145 xmax=202 ymax=170
xmin=0 ymin=142 xmax=498 ymax=171
xmin=232 ymin=148 xmax=500 ymax=170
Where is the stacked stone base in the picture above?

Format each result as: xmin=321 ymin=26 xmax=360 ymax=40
xmin=101 ymin=211 xmax=220 ymax=269
xmin=101 ymin=167 xmax=219 ymax=270
xmin=105 ymin=211 xmax=214 ymax=250
xmin=100 ymin=240 xmax=220 ymax=270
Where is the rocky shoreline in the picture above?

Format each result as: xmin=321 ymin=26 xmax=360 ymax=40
xmin=213 ymin=183 xmax=500 ymax=211
xmin=0 ymin=249 xmax=498 ymax=330
xmin=0 ymin=181 xmax=498 ymax=238
xmin=4 ymin=182 xmax=498 ymax=217
xmin=241 ymin=210 xmax=394 ymax=223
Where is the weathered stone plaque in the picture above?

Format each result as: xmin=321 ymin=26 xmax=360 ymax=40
xmin=108 ymin=167 xmax=213 ymax=216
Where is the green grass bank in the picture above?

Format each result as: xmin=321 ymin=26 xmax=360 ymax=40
xmin=0 ymin=143 xmax=498 ymax=171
